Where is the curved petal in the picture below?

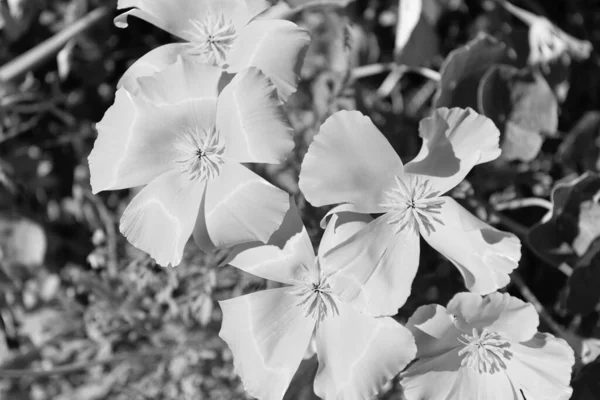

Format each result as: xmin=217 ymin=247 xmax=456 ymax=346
xmin=318 ymin=210 xmax=372 ymax=258
xmin=195 ymin=162 xmax=289 ymax=250
xmin=318 ymin=203 xmax=369 ymax=229
xmin=407 ymin=304 xmax=462 ymax=359
xmin=314 ymin=302 xmax=416 ymax=400
xmin=219 ymin=287 xmax=316 ymax=400
xmin=89 ymin=92 xmax=216 ymax=192
xmin=401 ymin=351 xmax=519 ymax=400
xmin=115 ymin=0 xmax=270 ymax=40
xmin=119 ymin=169 xmax=205 ymax=267
xmin=227 ymin=19 xmax=311 ymax=101
xmin=322 ymin=214 xmax=420 ymax=317
xmin=226 ymin=199 xmax=316 ymax=286
xmin=422 ymin=197 xmax=521 ymax=295
xmin=405 ymin=107 xmax=501 ymax=195
xmin=135 ymin=54 xmax=224 ymax=104
xmin=216 ymin=67 xmax=294 ymax=164
xmin=299 ymin=111 xmax=403 ymax=213
xmin=507 ymin=333 xmax=574 ymax=400
xmin=447 ymin=292 xmax=539 ymax=343
xmin=117 ymin=43 xmax=189 ymax=94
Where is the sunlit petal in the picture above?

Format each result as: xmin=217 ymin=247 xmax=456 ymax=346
xmin=422 ymin=197 xmax=521 ymax=295
xmin=507 ymin=333 xmax=574 ymax=400
xmin=447 ymin=292 xmax=539 ymax=343
xmin=194 ymin=162 xmax=289 ymax=250
xmin=314 ymin=301 xmax=416 ymax=400
xmin=407 ymin=304 xmax=462 ymax=359
xmin=318 ymin=210 xmax=372 ymax=258
xmin=216 ymin=67 xmax=294 ymax=163
xmin=322 ymin=214 xmax=420 ymax=316
xmin=405 ymin=107 xmax=501 ymax=194
xmin=119 ymin=169 xmax=205 ymax=267
xmin=219 ymin=287 xmax=316 ymax=400
xmin=89 ymin=92 xmax=215 ymax=192
xmin=227 ymin=19 xmax=311 ymax=101
xmin=300 ymin=111 xmax=403 ymax=213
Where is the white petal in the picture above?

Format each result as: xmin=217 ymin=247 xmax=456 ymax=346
xmin=216 ymin=67 xmax=294 ymax=164
xmin=447 ymin=292 xmax=539 ymax=343
xmin=405 ymin=107 xmax=501 ymax=194
xmin=299 ymin=110 xmax=403 ymax=213
xmin=322 ymin=214 xmax=420 ymax=317
xmin=89 ymin=93 xmax=215 ymax=192
xmin=318 ymin=210 xmax=372 ymax=258
xmin=407 ymin=304 xmax=462 ymax=359
xmin=194 ymin=162 xmax=289 ymax=250
xmin=314 ymin=302 xmax=416 ymax=400
xmin=507 ymin=333 xmax=574 ymax=400
xmin=219 ymin=287 xmax=316 ymax=400
xmin=227 ymin=19 xmax=311 ymax=101
xmin=422 ymin=197 xmax=521 ymax=295
xmin=119 ymin=169 xmax=205 ymax=267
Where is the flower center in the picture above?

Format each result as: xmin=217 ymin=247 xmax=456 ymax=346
xmin=379 ymin=174 xmax=445 ymax=235
xmin=291 ymin=270 xmax=339 ymax=323
xmin=457 ymin=328 xmax=513 ymax=374
xmin=174 ymin=127 xmax=226 ymax=182
xmin=184 ymin=14 xmax=237 ymax=66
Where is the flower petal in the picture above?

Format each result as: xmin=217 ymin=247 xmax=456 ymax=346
xmin=226 ymin=199 xmax=316 ymax=286
xmin=507 ymin=333 xmax=574 ymax=400
xmin=422 ymin=197 xmax=521 ymax=295
xmin=117 ymin=43 xmax=189 ymax=94
xmin=226 ymin=19 xmax=311 ymax=101
xmin=219 ymin=287 xmax=316 ymax=400
xmin=405 ymin=107 xmax=501 ymax=194
xmin=314 ymin=302 xmax=416 ymax=400
xmin=216 ymin=67 xmax=294 ymax=163
xmin=447 ymin=292 xmax=539 ymax=343
xmin=322 ymin=214 xmax=420 ymax=316
xmin=318 ymin=210 xmax=372 ymax=258
xmin=299 ymin=110 xmax=403 ymax=213
xmin=135 ymin=54 xmax=224 ymax=104
xmin=402 ymin=351 xmax=519 ymax=400
xmin=195 ymin=162 xmax=289 ymax=250
xmin=115 ymin=0 xmax=270 ymax=40
xmin=407 ymin=304 xmax=462 ymax=359
xmin=89 ymin=92 xmax=216 ymax=192
xmin=119 ymin=169 xmax=205 ymax=267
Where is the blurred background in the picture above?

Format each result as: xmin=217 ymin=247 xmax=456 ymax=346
xmin=1 ymin=0 xmax=600 ymax=398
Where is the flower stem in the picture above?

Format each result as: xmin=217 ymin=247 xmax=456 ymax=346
xmin=493 ymin=197 xmax=553 ymax=212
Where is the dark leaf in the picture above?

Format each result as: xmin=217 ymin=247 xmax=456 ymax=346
xmin=571 ymin=356 xmax=600 ymax=400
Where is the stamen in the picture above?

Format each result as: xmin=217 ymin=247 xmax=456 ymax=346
xmin=174 ymin=127 xmax=226 ymax=182
xmin=379 ymin=174 xmax=445 ymax=235
xmin=184 ymin=14 xmax=237 ymax=65
xmin=290 ymin=265 xmax=339 ymax=324
xmin=457 ymin=328 xmax=513 ymax=374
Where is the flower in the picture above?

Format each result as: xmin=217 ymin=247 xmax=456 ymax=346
xmin=88 ymin=55 xmax=295 ymax=267
xmin=299 ymin=108 xmax=521 ymax=316
xmin=115 ymin=0 xmax=311 ymax=101
xmin=400 ymin=292 xmax=575 ymax=400
xmin=219 ymin=200 xmax=417 ymax=400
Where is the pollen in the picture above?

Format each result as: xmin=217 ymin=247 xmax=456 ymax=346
xmin=379 ymin=174 xmax=445 ymax=235
xmin=184 ymin=13 xmax=237 ymax=66
xmin=174 ymin=127 xmax=226 ymax=182
xmin=457 ymin=328 xmax=513 ymax=374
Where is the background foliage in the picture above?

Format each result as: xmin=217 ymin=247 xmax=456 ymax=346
xmin=1 ymin=0 xmax=600 ymax=398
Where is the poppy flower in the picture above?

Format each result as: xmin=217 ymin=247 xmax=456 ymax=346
xmin=401 ymin=292 xmax=574 ymax=400
xmin=115 ymin=0 xmax=310 ymax=101
xmin=219 ymin=202 xmax=417 ymax=400
xmin=89 ymin=56 xmax=294 ymax=267
xmin=299 ymin=108 xmax=521 ymax=316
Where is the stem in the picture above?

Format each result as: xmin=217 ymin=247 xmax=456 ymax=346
xmin=268 ymin=0 xmax=356 ymax=20
xmin=493 ymin=197 xmax=553 ymax=212
xmin=0 ymin=6 xmax=111 ymax=82
xmin=497 ymin=0 xmax=540 ymax=26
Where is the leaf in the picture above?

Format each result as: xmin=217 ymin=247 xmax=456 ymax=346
xmin=0 ymin=216 xmax=46 ymax=269
xmin=433 ymin=33 xmax=509 ymax=109
xmin=395 ymin=0 xmax=422 ymax=57
xmin=478 ymin=64 xmax=558 ymax=161
xmin=528 ymin=172 xmax=600 ymax=266
xmin=558 ymin=111 xmax=600 ymax=172
xmin=565 ymin=250 xmax=600 ymax=314
xmin=571 ymin=356 xmax=600 ymax=400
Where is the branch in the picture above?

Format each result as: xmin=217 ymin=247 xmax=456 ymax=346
xmin=493 ymin=197 xmax=553 ymax=212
